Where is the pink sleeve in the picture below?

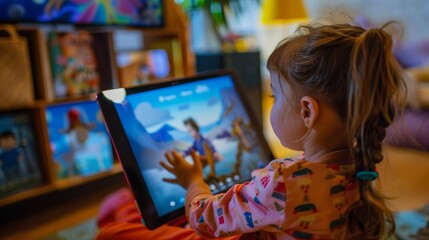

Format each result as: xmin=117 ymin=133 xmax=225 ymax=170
xmin=185 ymin=159 xmax=291 ymax=238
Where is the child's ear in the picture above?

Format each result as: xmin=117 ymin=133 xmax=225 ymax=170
xmin=300 ymin=96 xmax=319 ymax=128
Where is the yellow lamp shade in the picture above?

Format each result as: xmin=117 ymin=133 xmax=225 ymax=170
xmin=261 ymin=0 xmax=308 ymax=24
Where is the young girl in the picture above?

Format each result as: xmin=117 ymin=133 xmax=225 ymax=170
xmin=96 ymin=23 xmax=406 ymax=240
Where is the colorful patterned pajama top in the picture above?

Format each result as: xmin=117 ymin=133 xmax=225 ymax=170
xmin=185 ymin=158 xmax=360 ymax=239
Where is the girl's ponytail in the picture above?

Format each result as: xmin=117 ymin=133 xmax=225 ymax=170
xmin=267 ymin=23 xmax=407 ymax=239
xmin=345 ymin=25 xmax=407 ymax=239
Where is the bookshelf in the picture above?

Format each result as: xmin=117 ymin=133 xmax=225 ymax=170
xmin=0 ymin=0 xmax=194 ymax=230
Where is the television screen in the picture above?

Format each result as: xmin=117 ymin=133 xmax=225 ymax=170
xmin=46 ymin=101 xmax=114 ymax=179
xmin=0 ymin=0 xmax=163 ymax=27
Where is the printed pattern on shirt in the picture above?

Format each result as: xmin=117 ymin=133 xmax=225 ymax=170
xmin=186 ymin=158 xmax=359 ymax=239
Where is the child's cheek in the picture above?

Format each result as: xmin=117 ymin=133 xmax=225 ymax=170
xmin=270 ymin=102 xmax=285 ymax=141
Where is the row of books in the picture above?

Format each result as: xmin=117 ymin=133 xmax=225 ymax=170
xmin=48 ymin=30 xmax=171 ymax=99
xmin=0 ymin=28 xmax=176 ymax=198
xmin=1 ymin=27 xmax=174 ymax=111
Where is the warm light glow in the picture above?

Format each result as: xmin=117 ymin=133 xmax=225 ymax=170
xmin=103 ymin=88 xmax=126 ymax=104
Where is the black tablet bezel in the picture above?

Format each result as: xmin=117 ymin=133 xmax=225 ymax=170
xmin=97 ymin=70 xmax=274 ymax=229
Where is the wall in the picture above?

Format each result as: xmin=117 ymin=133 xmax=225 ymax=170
xmin=304 ymin=0 xmax=429 ymax=43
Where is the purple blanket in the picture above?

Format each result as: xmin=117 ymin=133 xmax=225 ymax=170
xmin=384 ymin=109 xmax=429 ymax=151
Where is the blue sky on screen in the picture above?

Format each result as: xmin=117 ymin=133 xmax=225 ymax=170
xmin=126 ymin=76 xmax=233 ymax=133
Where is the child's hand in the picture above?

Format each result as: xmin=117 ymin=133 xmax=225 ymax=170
xmin=160 ymin=150 xmax=204 ymax=190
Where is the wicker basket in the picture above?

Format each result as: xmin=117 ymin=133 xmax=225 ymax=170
xmin=0 ymin=25 xmax=34 ymax=110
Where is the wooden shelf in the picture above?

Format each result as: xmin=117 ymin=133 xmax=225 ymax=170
xmin=0 ymin=1 xmax=194 ymax=237
xmin=0 ymin=184 xmax=56 ymax=208
xmin=0 ymin=163 xmax=123 ymax=208
xmin=43 ymin=93 xmax=98 ymax=105
xmin=54 ymin=163 xmax=123 ymax=190
xmin=0 ymin=0 xmax=194 ymax=217
xmin=139 ymin=28 xmax=182 ymax=37
xmin=0 ymin=169 xmax=128 ymax=235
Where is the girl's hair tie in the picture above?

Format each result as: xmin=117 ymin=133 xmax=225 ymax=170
xmin=356 ymin=171 xmax=378 ymax=181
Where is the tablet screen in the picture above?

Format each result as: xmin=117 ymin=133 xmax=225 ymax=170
xmin=100 ymin=72 xmax=272 ymax=225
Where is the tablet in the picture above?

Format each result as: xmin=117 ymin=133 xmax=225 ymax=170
xmin=97 ymin=70 xmax=273 ymax=229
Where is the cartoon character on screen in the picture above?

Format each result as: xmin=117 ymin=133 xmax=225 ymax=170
xmin=183 ymin=117 xmax=223 ymax=167
xmin=61 ymin=109 xmax=111 ymax=177
xmin=0 ymin=130 xmax=25 ymax=186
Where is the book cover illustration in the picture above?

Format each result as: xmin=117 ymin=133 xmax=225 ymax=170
xmin=0 ymin=112 xmax=42 ymax=198
xmin=49 ymin=31 xmax=100 ymax=98
xmin=116 ymin=49 xmax=170 ymax=87
xmin=46 ymin=101 xmax=114 ymax=179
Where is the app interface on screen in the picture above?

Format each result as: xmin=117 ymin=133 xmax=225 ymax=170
xmin=114 ymin=76 xmax=269 ymax=216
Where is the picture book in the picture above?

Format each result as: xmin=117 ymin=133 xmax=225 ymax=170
xmin=46 ymin=101 xmax=114 ymax=179
xmin=116 ymin=49 xmax=170 ymax=87
xmin=0 ymin=112 xmax=42 ymax=198
xmin=48 ymin=31 xmax=114 ymax=98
